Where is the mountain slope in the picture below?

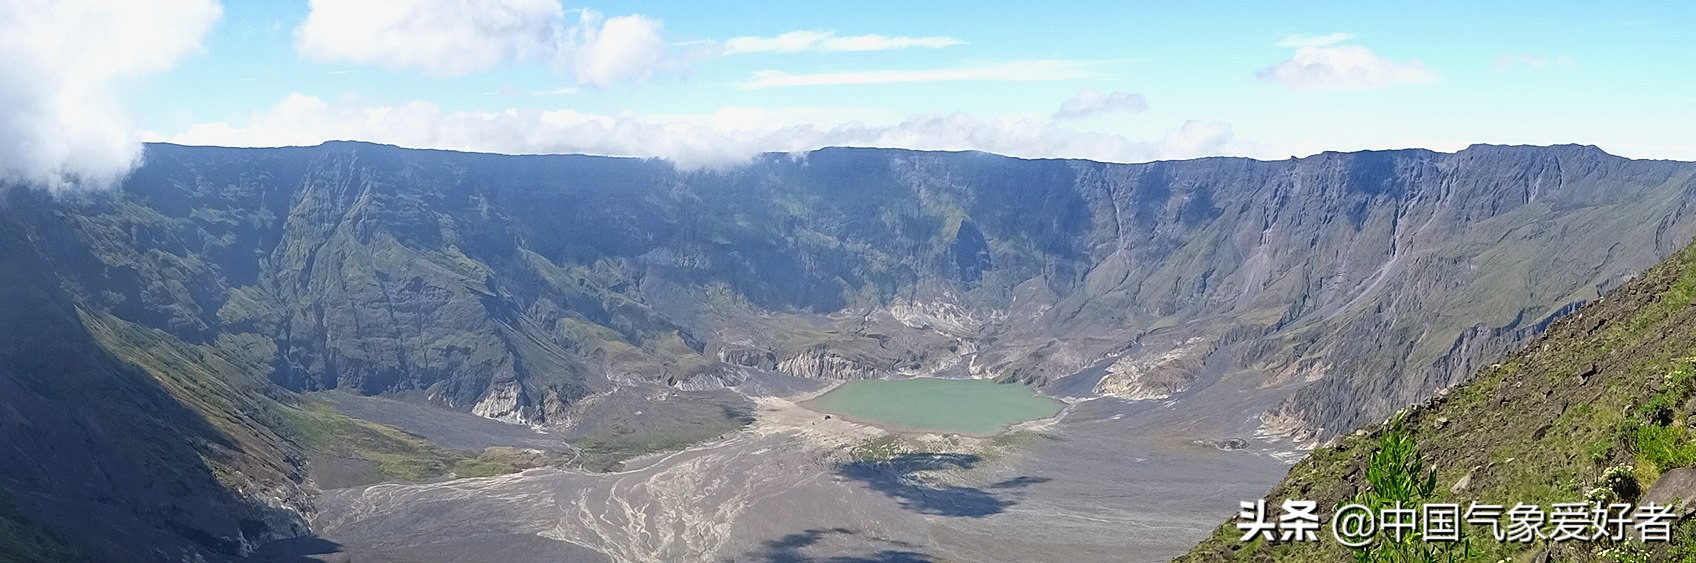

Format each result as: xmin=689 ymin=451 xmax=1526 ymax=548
xmin=1179 ymin=239 xmax=1696 ymax=561
xmin=0 ymin=199 xmax=309 ymax=561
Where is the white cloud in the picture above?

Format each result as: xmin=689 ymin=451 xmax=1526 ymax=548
xmin=0 ymin=0 xmax=221 ymax=191
xmin=722 ymin=31 xmax=964 ymax=54
xmin=569 ymin=10 xmax=666 ymax=87
xmin=295 ymin=0 xmax=568 ymax=77
xmin=155 ymin=94 xmax=1257 ymax=170
xmin=744 ymin=60 xmax=1094 ymax=89
xmin=1053 ymin=89 xmax=1149 ymax=119
xmin=1257 ymin=38 xmax=1436 ymax=91
xmin=1274 ymin=33 xmax=1354 ymax=48
xmin=1493 ymin=53 xmax=1574 ymax=72
xmin=295 ymin=1 xmax=667 ymax=87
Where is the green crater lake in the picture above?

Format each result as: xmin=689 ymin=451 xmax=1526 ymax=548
xmin=807 ymin=378 xmax=1064 ymax=436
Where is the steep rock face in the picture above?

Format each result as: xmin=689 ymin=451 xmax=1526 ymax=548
xmin=19 ymin=142 xmax=1696 ymax=437
xmin=1034 ymin=146 xmax=1696 ymax=439
xmin=1243 ymin=146 xmax=1696 ymax=438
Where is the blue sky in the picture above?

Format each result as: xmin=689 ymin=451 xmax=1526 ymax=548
xmin=4 ymin=1 xmax=1694 ymax=188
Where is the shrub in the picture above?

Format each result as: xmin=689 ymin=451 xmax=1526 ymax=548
xmin=1346 ymin=413 xmax=1469 ymax=563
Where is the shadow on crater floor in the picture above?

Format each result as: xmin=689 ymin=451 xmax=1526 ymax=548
xmin=737 ymin=527 xmax=931 ymax=563
xmin=835 ymin=453 xmax=1050 ymax=518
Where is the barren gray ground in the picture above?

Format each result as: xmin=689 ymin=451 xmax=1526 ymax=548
xmin=282 ymin=353 xmax=1296 ymax=563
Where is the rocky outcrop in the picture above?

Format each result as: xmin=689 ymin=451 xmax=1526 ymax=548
xmin=888 ymin=300 xmax=986 ymax=337
xmin=717 ymin=347 xmax=778 ymax=371
xmin=671 ymin=364 xmax=751 ymax=391
xmin=1643 ymin=467 xmax=1696 ymax=517
xmin=471 ymin=380 xmax=537 ymax=425
xmin=1094 ymin=337 xmax=1206 ymax=400
xmin=776 ymin=347 xmax=886 ymax=380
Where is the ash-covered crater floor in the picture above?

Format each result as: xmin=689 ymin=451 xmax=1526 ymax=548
xmin=281 ymin=366 xmax=1295 ymax=563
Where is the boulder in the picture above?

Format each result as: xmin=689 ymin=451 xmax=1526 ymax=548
xmin=1642 ymin=467 xmax=1696 ymax=516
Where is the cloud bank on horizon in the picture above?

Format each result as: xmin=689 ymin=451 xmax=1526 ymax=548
xmin=2 ymin=0 xmax=1691 ymax=190
xmin=159 ymin=93 xmax=1247 ymax=169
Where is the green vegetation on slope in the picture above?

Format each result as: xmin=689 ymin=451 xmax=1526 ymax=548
xmin=1350 ymin=416 xmax=1472 ymax=562
xmin=79 ymin=312 xmax=301 ymax=491
xmin=281 ymin=398 xmax=526 ymax=487
xmin=281 ymin=392 xmax=748 ymax=481
xmin=0 ymin=205 xmax=308 ymax=560
xmin=1181 ymin=242 xmax=1696 ymax=562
